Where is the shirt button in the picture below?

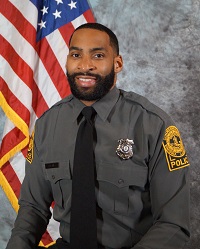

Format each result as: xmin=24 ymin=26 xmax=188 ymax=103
xmin=52 ymin=175 xmax=55 ymax=179
xmin=118 ymin=179 xmax=124 ymax=184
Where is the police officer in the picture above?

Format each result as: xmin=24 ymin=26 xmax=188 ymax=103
xmin=6 ymin=23 xmax=190 ymax=249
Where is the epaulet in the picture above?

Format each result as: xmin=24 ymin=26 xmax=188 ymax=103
xmin=122 ymin=90 xmax=151 ymax=108
xmin=52 ymin=94 xmax=73 ymax=107
xmin=120 ymin=89 xmax=171 ymax=122
xmin=38 ymin=94 xmax=73 ymax=120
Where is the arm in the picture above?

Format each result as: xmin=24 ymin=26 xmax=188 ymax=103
xmin=6 ymin=130 xmax=53 ymax=249
xmin=133 ymin=124 xmax=190 ymax=249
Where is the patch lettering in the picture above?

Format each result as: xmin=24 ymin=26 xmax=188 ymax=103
xmin=26 ymin=130 xmax=34 ymax=164
xmin=162 ymin=126 xmax=190 ymax=171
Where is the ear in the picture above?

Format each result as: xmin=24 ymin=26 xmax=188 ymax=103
xmin=114 ymin=55 xmax=123 ymax=73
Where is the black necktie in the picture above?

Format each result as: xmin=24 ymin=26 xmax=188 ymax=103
xmin=70 ymin=106 xmax=98 ymax=249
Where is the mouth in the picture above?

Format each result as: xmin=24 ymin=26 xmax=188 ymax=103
xmin=76 ymin=75 xmax=96 ymax=88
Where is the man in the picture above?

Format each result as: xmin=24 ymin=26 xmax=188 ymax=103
xmin=6 ymin=23 xmax=190 ymax=249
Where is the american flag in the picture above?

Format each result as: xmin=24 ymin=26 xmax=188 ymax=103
xmin=0 ymin=0 xmax=95 ymax=246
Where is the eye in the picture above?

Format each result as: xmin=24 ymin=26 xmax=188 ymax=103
xmin=69 ymin=52 xmax=81 ymax=58
xmin=94 ymin=53 xmax=104 ymax=59
xmin=72 ymin=53 xmax=80 ymax=58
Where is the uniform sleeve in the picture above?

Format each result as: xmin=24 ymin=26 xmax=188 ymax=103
xmin=6 ymin=127 xmax=53 ymax=249
xmin=133 ymin=122 xmax=190 ymax=249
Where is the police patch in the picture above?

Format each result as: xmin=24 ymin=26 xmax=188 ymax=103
xmin=26 ymin=130 xmax=34 ymax=164
xmin=162 ymin=126 xmax=190 ymax=171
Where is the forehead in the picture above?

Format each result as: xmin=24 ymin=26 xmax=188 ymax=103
xmin=69 ymin=28 xmax=112 ymax=50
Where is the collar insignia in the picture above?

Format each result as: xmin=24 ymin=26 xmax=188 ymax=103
xmin=116 ymin=138 xmax=134 ymax=160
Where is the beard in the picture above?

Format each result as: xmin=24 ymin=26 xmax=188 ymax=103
xmin=66 ymin=67 xmax=115 ymax=101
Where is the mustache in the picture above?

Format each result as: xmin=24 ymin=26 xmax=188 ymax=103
xmin=67 ymin=72 xmax=101 ymax=79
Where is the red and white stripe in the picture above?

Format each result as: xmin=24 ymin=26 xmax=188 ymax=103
xmin=0 ymin=0 xmax=95 ymax=246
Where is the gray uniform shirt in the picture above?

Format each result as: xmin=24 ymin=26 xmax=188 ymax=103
xmin=6 ymin=87 xmax=190 ymax=249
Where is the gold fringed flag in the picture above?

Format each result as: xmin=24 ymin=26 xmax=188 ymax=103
xmin=0 ymin=0 xmax=95 ymax=246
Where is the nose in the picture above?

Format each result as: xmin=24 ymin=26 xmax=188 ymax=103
xmin=77 ymin=56 xmax=96 ymax=71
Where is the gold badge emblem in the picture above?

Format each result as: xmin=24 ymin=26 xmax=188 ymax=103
xmin=26 ymin=130 xmax=34 ymax=164
xmin=163 ymin=126 xmax=190 ymax=171
xmin=116 ymin=139 xmax=134 ymax=160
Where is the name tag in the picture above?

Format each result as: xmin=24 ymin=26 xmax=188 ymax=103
xmin=45 ymin=162 xmax=59 ymax=169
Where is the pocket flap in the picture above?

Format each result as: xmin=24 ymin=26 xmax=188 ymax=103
xmin=97 ymin=161 xmax=148 ymax=188
xmin=43 ymin=161 xmax=71 ymax=183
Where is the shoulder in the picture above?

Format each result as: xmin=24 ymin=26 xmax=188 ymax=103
xmin=120 ymin=89 xmax=173 ymax=124
xmin=37 ymin=94 xmax=73 ymax=121
xmin=33 ymin=94 xmax=74 ymax=141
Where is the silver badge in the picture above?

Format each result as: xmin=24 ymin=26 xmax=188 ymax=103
xmin=116 ymin=139 xmax=134 ymax=160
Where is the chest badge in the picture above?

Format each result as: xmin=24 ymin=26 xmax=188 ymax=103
xmin=116 ymin=139 xmax=134 ymax=160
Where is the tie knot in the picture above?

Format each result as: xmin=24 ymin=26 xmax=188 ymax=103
xmin=82 ymin=106 xmax=96 ymax=121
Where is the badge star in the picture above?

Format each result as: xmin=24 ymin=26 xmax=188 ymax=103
xmin=55 ymin=0 xmax=63 ymax=5
xmin=68 ymin=0 xmax=77 ymax=9
xmin=41 ymin=6 xmax=48 ymax=15
xmin=38 ymin=20 xmax=46 ymax=29
xmin=53 ymin=9 xmax=62 ymax=19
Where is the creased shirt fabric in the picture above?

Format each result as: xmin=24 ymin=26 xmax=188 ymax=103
xmin=6 ymin=87 xmax=190 ymax=249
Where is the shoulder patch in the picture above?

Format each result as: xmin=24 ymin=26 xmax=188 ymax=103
xmin=26 ymin=130 xmax=34 ymax=164
xmin=162 ymin=126 xmax=190 ymax=171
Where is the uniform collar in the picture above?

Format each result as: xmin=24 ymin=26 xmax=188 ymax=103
xmin=71 ymin=87 xmax=120 ymax=122
xmin=93 ymin=87 xmax=120 ymax=122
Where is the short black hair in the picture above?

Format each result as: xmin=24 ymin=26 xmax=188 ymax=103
xmin=69 ymin=23 xmax=119 ymax=55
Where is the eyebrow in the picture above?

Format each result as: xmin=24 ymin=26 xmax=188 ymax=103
xmin=69 ymin=46 xmax=107 ymax=52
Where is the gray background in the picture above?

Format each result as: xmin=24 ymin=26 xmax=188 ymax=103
xmin=0 ymin=0 xmax=199 ymax=248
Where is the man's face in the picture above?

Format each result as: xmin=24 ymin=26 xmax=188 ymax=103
xmin=66 ymin=28 xmax=123 ymax=105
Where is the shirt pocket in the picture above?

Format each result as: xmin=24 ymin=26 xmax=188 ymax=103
xmin=96 ymin=161 xmax=148 ymax=215
xmin=43 ymin=161 xmax=72 ymax=208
